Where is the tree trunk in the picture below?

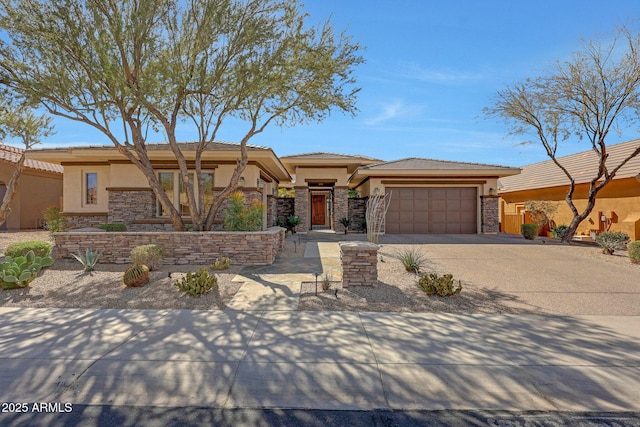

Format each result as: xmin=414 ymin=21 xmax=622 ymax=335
xmin=0 ymin=151 xmax=26 ymax=227
xmin=561 ymin=190 xmax=599 ymax=243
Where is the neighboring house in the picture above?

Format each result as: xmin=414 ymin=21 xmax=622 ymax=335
xmin=0 ymin=144 xmax=63 ymax=230
xmin=499 ymin=139 xmax=640 ymax=241
xmin=28 ymin=143 xmax=521 ymax=234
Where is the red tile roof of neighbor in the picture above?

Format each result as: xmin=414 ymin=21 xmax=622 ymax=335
xmin=499 ymin=139 xmax=640 ymax=194
xmin=0 ymin=144 xmax=64 ymax=174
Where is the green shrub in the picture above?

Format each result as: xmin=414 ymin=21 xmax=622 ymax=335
xmin=210 ymin=256 xmax=232 ymax=271
xmin=224 ymin=191 xmax=265 ymax=231
xmin=72 ymin=248 xmax=103 ymax=272
xmin=286 ymin=215 xmax=302 ymax=232
xmin=628 ymin=241 xmax=640 ymax=264
xmin=521 ymin=224 xmax=539 ymax=240
xmin=419 ymin=272 xmax=462 ymax=297
xmin=339 ymin=217 xmax=351 ymax=234
xmin=174 ymin=267 xmax=218 ymax=297
xmin=131 ymin=244 xmax=165 ymax=271
xmin=98 ymin=223 xmax=127 ymax=232
xmin=4 ymin=240 xmax=52 ymax=258
xmin=0 ymin=250 xmax=54 ymax=290
xmin=596 ymin=231 xmax=630 ymax=255
xmin=395 ymin=247 xmax=428 ymax=274
xmin=122 ymin=264 xmax=150 ymax=287
xmin=42 ymin=206 xmax=67 ymax=234
xmin=551 ymin=225 xmax=569 ymax=239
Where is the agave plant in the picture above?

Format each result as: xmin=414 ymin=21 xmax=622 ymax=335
xmin=72 ymin=248 xmax=103 ymax=272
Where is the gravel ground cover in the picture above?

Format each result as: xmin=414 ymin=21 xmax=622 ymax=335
xmin=2 ymin=230 xmax=638 ymax=314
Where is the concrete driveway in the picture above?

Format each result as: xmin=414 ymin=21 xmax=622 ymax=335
xmin=378 ymin=233 xmax=640 ymax=315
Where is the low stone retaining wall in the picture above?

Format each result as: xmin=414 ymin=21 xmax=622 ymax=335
xmin=54 ymin=227 xmax=286 ymax=266
xmin=340 ymin=241 xmax=379 ymax=287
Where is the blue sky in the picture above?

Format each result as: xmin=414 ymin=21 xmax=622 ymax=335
xmin=43 ymin=1 xmax=639 ymax=167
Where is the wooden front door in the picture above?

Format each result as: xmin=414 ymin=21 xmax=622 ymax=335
xmin=311 ymin=194 xmax=326 ymax=225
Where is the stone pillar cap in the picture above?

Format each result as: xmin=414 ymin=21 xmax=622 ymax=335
xmin=339 ymin=241 xmax=379 ymax=250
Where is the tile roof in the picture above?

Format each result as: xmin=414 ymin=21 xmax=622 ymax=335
xmin=499 ymin=139 xmax=640 ymax=193
xmin=30 ymin=141 xmax=269 ymax=153
xmin=0 ymin=144 xmax=64 ymax=174
xmin=360 ymin=157 xmax=519 ymax=171
xmin=280 ymin=152 xmax=381 ymax=161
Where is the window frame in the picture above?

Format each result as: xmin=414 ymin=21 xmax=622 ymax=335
xmin=84 ymin=172 xmax=98 ymax=206
xmin=156 ymin=170 xmax=214 ymax=217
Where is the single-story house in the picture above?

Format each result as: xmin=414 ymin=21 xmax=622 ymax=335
xmin=499 ymin=139 xmax=640 ymax=241
xmin=0 ymin=144 xmax=63 ymax=230
xmin=27 ymin=143 xmax=521 ymax=234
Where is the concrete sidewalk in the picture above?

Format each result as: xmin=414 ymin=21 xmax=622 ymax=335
xmin=1 ymin=307 xmax=639 ymax=412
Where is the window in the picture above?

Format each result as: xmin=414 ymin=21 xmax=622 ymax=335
xmin=85 ymin=173 xmax=97 ymax=205
xmin=157 ymin=171 xmax=214 ymax=216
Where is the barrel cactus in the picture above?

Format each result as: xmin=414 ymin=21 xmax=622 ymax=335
xmin=0 ymin=250 xmax=54 ymax=290
xmin=122 ymin=264 xmax=150 ymax=287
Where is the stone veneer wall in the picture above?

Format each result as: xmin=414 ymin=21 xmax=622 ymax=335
xmin=276 ymin=197 xmax=295 ymax=225
xmin=347 ymin=197 xmax=367 ymax=232
xmin=294 ymin=188 xmax=309 ymax=232
xmin=480 ymin=195 xmax=499 ymax=233
xmin=333 ymin=187 xmax=348 ymax=233
xmin=63 ymin=214 xmax=108 ymax=229
xmin=266 ymin=195 xmax=277 ymax=227
xmin=340 ymin=241 xmax=379 ymax=287
xmin=108 ymin=189 xmax=156 ymax=226
xmin=54 ymin=227 xmax=286 ymax=265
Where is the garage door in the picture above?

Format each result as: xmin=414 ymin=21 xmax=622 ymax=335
xmin=385 ymin=187 xmax=477 ymax=234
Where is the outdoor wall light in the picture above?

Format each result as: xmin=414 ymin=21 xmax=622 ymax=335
xmin=258 ymin=179 xmax=265 ymax=189
xmin=489 ymin=187 xmax=496 ymax=196
xmin=374 ymin=187 xmax=380 ymax=195
xmin=238 ymin=176 xmax=245 ymax=187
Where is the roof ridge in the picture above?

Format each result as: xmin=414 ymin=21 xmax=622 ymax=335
xmin=281 ymin=151 xmax=381 ymax=160
xmin=363 ymin=156 xmax=516 ymax=169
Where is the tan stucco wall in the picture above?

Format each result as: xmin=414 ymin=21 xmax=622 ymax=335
xmin=295 ymin=167 xmax=349 ymax=186
xmin=0 ymin=166 xmax=62 ymax=230
xmin=63 ymin=165 xmax=111 ymax=213
xmin=500 ymin=178 xmax=640 ymax=240
xmin=358 ymin=177 xmax=498 ymax=198
xmin=62 ymin=162 xmax=267 ymax=213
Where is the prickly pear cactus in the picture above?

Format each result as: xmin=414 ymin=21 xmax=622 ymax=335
xmin=0 ymin=250 xmax=54 ymax=290
xmin=122 ymin=264 xmax=150 ymax=287
xmin=173 ymin=267 xmax=217 ymax=297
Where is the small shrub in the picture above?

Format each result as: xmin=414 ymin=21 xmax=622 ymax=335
xmin=339 ymin=217 xmax=351 ymax=234
xmin=348 ymin=189 xmax=360 ymax=198
xmin=628 ymin=241 xmax=640 ymax=264
xmin=98 ymin=223 xmax=127 ymax=232
xmin=0 ymin=250 xmax=54 ymax=290
xmin=521 ymin=224 xmax=539 ymax=240
xmin=419 ymin=272 xmax=462 ymax=297
xmin=131 ymin=244 xmax=165 ymax=271
xmin=122 ymin=264 xmax=150 ymax=287
xmin=551 ymin=225 xmax=569 ymax=239
xmin=595 ymin=231 xmax=630 ymax=255
xmin=224 ymin=191 xmax=265 ymax=231
xmin=72 ymin=248 xmax=103 ymax=272
xmin=42 ymin=206 xmax=67 ymax=234
xmin=4 ymin=240 xmax=52 ymax=258
xmin=210 ymin=256 xmax=232 ymax=271
xmin=287 ymin=215 xmax=302 ymax=233
xmin=321 ymin=271 xmax=333 ymax=290
xmin=174 ymin=267 xmax=218 ymax=297
xmin=395 ymin=247 xmax=428 ymax=274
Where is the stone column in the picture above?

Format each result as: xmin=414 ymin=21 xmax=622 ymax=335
xmin=480 ymin=195 xmax=499 ymax=233
xmin=294 ymin=187 xmax=309 ymax=232
xmin=340 ymin=241 xmax=379 ymax=287
xmin=333 ymin=186 xmax=348 ymax=233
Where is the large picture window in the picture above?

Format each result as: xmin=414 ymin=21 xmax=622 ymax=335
xmin=157 ymin=171 xmax=214 ymax=217
xmin=85 ymin=173 xmax=97 ymax=205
